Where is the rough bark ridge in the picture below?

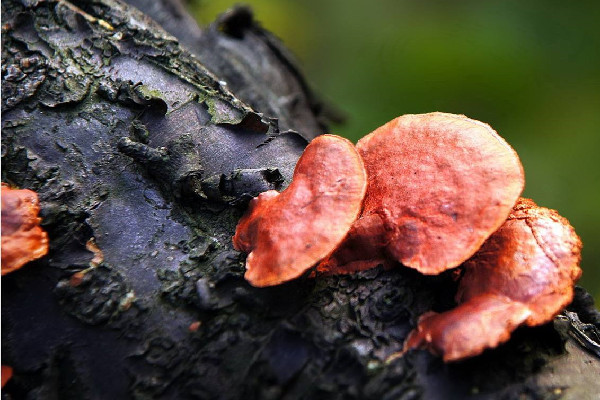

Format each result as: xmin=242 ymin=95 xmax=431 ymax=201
xmin=2 ymin=0 xmax=599 ymax=399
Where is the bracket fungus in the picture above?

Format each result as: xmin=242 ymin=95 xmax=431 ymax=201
xmin=1 ymin=183 xmax=49 ymax=275
xmin=233 ymin=135 xmax=367 ymax=287
xmin=232 ymin=113 xmax=583 ymax=362
xmin=320 ymin=112 xmax=524 ymax=275
xmin=403 ymin=198 xmax=582 ymax=361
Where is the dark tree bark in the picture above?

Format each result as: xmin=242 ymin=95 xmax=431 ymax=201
xmin=2 ymin=1 xmax=599 ymax=399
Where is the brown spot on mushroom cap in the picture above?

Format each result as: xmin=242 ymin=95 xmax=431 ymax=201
xmin=233 ymin=135 xmax=367 ymax=287
xmin=457 ymin=197 xmax=582 ymax=326
xmin=403 ymin=198 xmax=582 ymax=361
xmin=352 ymin=112 xmax=524 ymax=275
xmin=1 ymin=183 xmax=49 ymax=275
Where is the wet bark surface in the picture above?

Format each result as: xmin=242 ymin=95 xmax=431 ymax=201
xmin=2 ymin=1 xmax=600 ymax=399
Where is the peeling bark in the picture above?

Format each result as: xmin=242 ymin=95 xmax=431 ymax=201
xmin=2 ymin=0 xmax=600 ymax=399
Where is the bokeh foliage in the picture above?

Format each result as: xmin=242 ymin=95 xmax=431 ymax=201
xmin=189 ymin=0 xmax=600 ymax=302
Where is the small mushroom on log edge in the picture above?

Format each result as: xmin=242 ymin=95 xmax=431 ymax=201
xmin=233 ymin=112 xmax=583 ymax=362
xmin=1 ymin=183 xmax=49 ymax=275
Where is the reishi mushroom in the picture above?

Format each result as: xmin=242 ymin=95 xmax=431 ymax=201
xmin=320 ymin=112 xmax=524 ymax=275
xmin=232 ymin=113 xmax=583 ymax=362
xmin=1 ymin=183 xmax=49 ymax=275
xmin=403 ymin=198 xmax=582 ymax=361
xmin=233 ymin=134 xmax=367 ymax=287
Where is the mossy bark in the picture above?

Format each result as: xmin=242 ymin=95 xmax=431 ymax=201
xmin=2 ymin=1 xmax=599 ymax=399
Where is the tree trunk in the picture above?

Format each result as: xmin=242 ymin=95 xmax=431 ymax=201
xmin=2 ymin=1 xmax=599 ymax=399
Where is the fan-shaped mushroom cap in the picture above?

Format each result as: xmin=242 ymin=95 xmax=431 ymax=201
xmin=457 ymin=198 xmax=582 ymax=325
xmin=1 ymin=184 xmax=49 ymax=275
xmin=403 ymin=198 xmax=582 ymax=361
xmin=233 ymin=135 xmax=367 ymax=287
xmin=349 ymin=112 xmax=524 ymax=275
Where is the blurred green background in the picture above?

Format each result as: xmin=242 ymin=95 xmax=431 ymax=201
xmin=188 ymin=0 xmax=600 ymax=303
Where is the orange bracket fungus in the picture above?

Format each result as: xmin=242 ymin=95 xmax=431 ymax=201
xmin=232 ymin=135 xmax=367 ymax=287
xmin=233 ymin=113 xmax=583 ymax=362
xmin=320 ymin=112 xmax=524 ymax=275
xmin=1 ymin=183 xmax=49 ymax=275
xmin=403 ymin=198 xmax=582 ymax=361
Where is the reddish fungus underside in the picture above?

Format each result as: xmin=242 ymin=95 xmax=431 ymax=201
xmin=318 ymin=213 xmax=392 ymax=275
xmin=403 ymin=198 xmax=582 ymax=361
xmin=403 ymin=294 xmax=533 ymax=362
xmin=233 ymin=135 xmax=367 ymax=287
xmin=319 ymin=113 xmax=525 ymax=276
xmin=1 ymin=183 xmax=49 ymax=275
